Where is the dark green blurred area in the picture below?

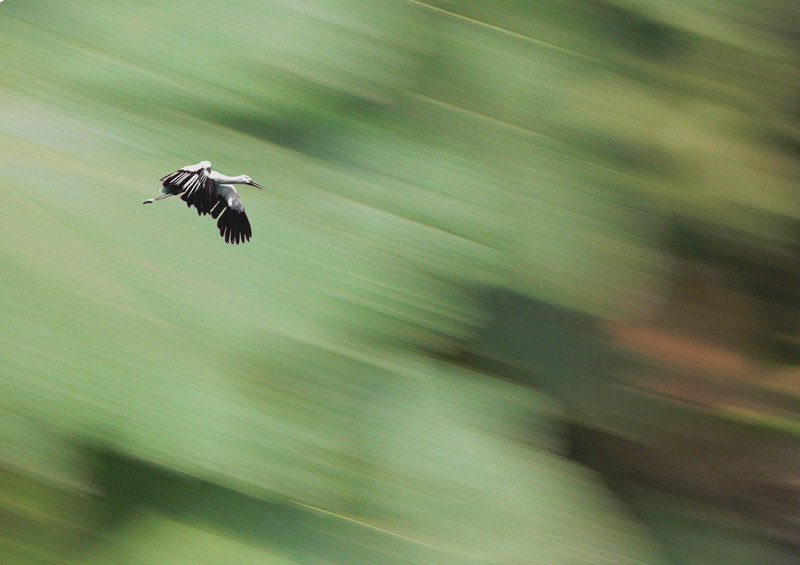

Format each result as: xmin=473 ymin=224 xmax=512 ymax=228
xmin=1 ymin=1 xmax=799 ymax=563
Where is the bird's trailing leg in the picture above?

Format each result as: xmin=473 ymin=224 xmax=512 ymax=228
xmin=142 ymin=193 xmax=176 ymax=204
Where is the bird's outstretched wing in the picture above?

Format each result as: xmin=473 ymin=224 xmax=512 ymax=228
xmin=210 ymin=185 xmax=252 ymax=244
xmin=160 ymin=161 xmax=215 ymax=215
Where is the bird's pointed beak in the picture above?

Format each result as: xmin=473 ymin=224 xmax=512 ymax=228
xmin=249 ymin=180 xmax=264 ymax=190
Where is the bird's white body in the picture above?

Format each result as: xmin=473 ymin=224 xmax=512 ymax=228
xmin=143 ymin=161 xmax=263 ymax=244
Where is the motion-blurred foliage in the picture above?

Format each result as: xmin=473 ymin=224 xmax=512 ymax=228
xmin=2 ymin=0 xmax=798 ymax=563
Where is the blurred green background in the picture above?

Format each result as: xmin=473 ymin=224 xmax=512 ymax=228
xmin=2 ymin=1 xmax=799 ymax=563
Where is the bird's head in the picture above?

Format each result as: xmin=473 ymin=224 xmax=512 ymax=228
xmin=241 ymin=175 xmax=264 ymax=189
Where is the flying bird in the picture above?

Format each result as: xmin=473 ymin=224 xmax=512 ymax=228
xmin=143 ymin=161 xmax=263 ymax=244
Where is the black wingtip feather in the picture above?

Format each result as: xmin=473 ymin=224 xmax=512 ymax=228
xmin=216 ymin=209 xmax=252 ymax=245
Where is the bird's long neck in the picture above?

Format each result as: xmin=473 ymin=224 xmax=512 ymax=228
xmin=210 ymin=172 xmax=248 ymax=184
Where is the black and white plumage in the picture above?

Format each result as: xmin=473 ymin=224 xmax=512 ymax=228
xmin=143 ymin=161 xmax=263 ymax=244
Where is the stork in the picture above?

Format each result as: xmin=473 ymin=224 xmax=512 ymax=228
xmin=143 ymin=161 xmax=263 ymax=244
